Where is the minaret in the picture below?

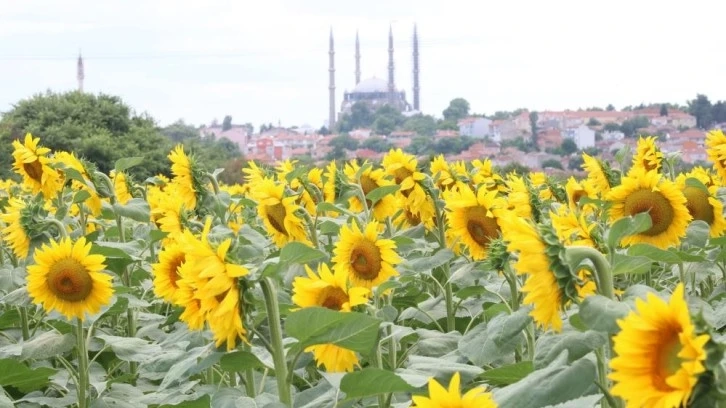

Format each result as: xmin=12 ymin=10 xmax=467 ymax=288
xmin=328 ymin=29 xmax=336 ymax=131
xmin=355 ymin=30 xmax=361 ymax=85
xmin=413 ymin=25 xmax=420 ymax=111
xmin=77 ymin=52 xmax=85 ymax=93
xmin=387 ymin=25 xmax=395 ymax=104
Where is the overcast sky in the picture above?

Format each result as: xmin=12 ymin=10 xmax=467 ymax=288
xmin=1 ymin=0 xmax=725 ymax=130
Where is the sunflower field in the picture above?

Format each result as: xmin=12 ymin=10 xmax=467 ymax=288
xmin=1 ymin=132 xmax=726 ymax=408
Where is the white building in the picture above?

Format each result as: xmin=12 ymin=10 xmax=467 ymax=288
xmin=458 ymin=117 xmax=494 ymax=140
xmin=563 ymin=125 xmax=595 ymax=149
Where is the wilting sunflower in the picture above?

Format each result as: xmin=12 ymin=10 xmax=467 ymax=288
xmin=705 ymin=129 xmax=726 ymax=183
xmin=609 ymin=284 xmax=709 ymax=408
xmin=410 ymin=372 xmax=498 ymax=408
xmin=382 ymin=149 xmax=428 ymax=215
xmin=500 ymin=213 xmax=577 ymax=332
xmin=111 ymin=170 xmax=133 ymax=205
xmin=675 ymin=171 xmax=726 ymax=237
xmin=607 ymin=168 xmax=691 ymax=249
xmin=292 ymin=263 xmax=369 ymax=372
xmin=252 ymin=178 xmax=310 ymax=248
xmin=444 ymin=185 xmax=503 ymax=260
xmin=12 ymin=133 xmax=62 ymax=199
xmin=27 ymin=237 xmax=112 ymax=321
xmin=344 ymin=161 xmax=397 ymax=221
xmin=152 ymin=242 xmax=186 ymax=304
xmin=629 ymin=136 xmax=664 ymax=175
xmin=168 ymin=144 xmax=204 ymax=210
xmin=332 ymin=221 xmax=400 ymax=289
xmin=581 ymin=153 xmax=611 ymax=195
xmin=0 ymin=198 xmax=33 ymax=259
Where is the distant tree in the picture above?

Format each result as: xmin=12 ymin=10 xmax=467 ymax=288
xmin=328 ymin=134 xmax=359 ymax=151
xmin=405 ymin=136 xmax=434 ymax=155
xmin=350 ymin=102 xmax=374 ymax=128
xmin=561 ymin=138 xmax=578 ymax=155
xmin=431 ymin=136 xmax=476 ymax=155
xmin=620 ymin=116 xmax=650 ymax=137
xmin=603 ymin=123 xmax=621 ymax=132
xmin=372 ymin=116 xmax=396 ymax=136
xmin=260 ymin=123 xmax=268 ymax=132
xmin=162 ymin=120 xmax=200 ymax=142
xmin=442 ymin=98 xmax=470 ymax=121
xmin=687 ymin=94 xmax=713 ymax=128
xmin=361 ymin=137 xmax=393 ymax=152
xmin=222 ymin=115 xmax=233 ymax=131
xmin=568 ymin=156 xmax=585 ymax=170
xmin=529 ymin=111 xmax=539 ymax=149
xmin=587 ymin=107 xmax=604 ymax=111
xmin=713 ymin=101 xmax=726 ymax=124
xmin=541 ymin=159 xmax=563 ymax=170
xmin=497 ymin=162 xmax=530 ymax=175
xmin=436 ymin=119 xmax=458 ymax=131
xmin=243 ymin=122 xmax=254 ymax=135
xmin=606 ymin=104 xmax=615 ymax=111
xmin=403 ymin=114 xmax=437 ymax=137
xmin=318 ymin=125 xmax=331 ymax=135
xmin=660 ymin=104 xmax=668 ymax=117
xmin=587 ymin=118 xmax=601 ymax=126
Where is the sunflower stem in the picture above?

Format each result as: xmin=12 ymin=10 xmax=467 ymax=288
xmin=76 ymin=318 xmax=89 ymax=408
xmin=19 ymin=307 xmax=30 ymax=341
xmin=115 ymin=214 xmax=138 ymax=383
xmin=565 ymin=246 xmax=613 ymax=300
xmin=44 ymin=218 xmax=68 ymax=239
xmin=260 ymin=277 xmax=292 ymax=406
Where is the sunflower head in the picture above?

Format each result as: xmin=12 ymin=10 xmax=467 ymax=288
xmin=111 ymin=170 xmax=134 ymax=205
xmin=27 ymin=237 xmax=113 ymax=321
xmin=0 ymin=197 xmax=47 ymax=259
xmin=168 ymin=144 xmax=206 ymax=210
xmin=676 ymin=177 xmax=726 ymax=237
xmin=582 ymin=153 xmax=618 ymax=195
xmin=705 ymin=129 xmax=726 ymax=183
xmin=444 ymin=185 xmax=503 ymax=260
xmin=343 ymin=161 xmax=397 ymax=221
xmin=292 ymin=263 xmax=370 ymax=311
xmin=252 ymin=178 xmax=310 ymax=248
xmin=630 ymin=136 xmax=664 ymax=174
xmin=411 ymin=372 xmax=497 ymax=408
xmin=332 ymin=221 xmax=400 ymax=289
xmin=609 ymin=283 xmax=710 ymax=408
xmin=606 ymin=168 xmax=691 ymax=248
xmin=12 ymin=133 xmax=63 ymax=199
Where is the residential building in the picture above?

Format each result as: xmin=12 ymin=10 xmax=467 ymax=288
xmin=458 ymin=117 xmax=493 ymax=139
xmin=563 ymin=125 xmax=595 ymax=149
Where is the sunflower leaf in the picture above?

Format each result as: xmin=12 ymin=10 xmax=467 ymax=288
xmin=0 ymin=358 xmax=56 ymax=393
xmin=606 ymin=212 xmax=652 ymax=249
xmin=285 ymin=308 xmax=381 ymax=354
xmin=114 ymin=157 xmax=145 ymax=173
xmin=611 ymin=253 xmax=652 ymax=276
xmin=20 ymin=331 xmax=75 ymax=361
xmin=479 ymin=361 xmax=534 ymax=386
xmin=365 ymin=185 xmax=400 ymax=205
xmin=112 ymin=198 xmax=150 ymax=222
xmin=340 ymin=368 xmax=415 ymax=399
xmin=578 ymin=295 xmax=630 ymax=334
xmin=279 ymin=242 xmax=327 ymax=265
xmin=458 ymin=307 xmax=532 ymax=366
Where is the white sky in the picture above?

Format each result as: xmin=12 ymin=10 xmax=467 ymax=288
xmin=1 ymin=0 xmax=724 ymax=129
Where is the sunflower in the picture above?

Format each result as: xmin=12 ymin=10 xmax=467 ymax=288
xmin=705 ymin=129 xmax=726 ymax=183
xmin=292 ymin=263 xmax=370 ymax=372
xmin=565 ymin=177 xmax=598 ymax=213
xmin=444 ymin=185 xmax=503 ymax=260
xmin=323 ymin=161 xmax=338 ymax=204
xmin=11 ymin=133 xmax=63 ymax=199
xmin=382 ymin=149 xmax=428 ymax=215
xmin=430 ymin=155 xmax=457 ymax=191
xmin=528 ymin=172 xmax=553 ymax=201
xmin=609 ymin=284 xmax=709 ymax=408
xmin=500 ymin=213 xmax=575 ymax=332
xmin=332 ymin=221 xmax=400 ymax=289
xmin=675 ymin=171 xmax=726 ymax=237
xmin=395 ymin=194 xmax=436 ymax=231
xmin=53 ymin=151 xmax=103 ymax=216
xmin=251 ymin=178 xmax=310 ymax=248
xmin=582 ymin=153 xmax=611 ymax=195
xmin=0 ymin=198 xmax=33 ymax=259
xmin=410 ymin=372 xmax=498 ymax=408
xmin=292 ymin=263 xmax=370 ymax=311
xmin=344 ymin=161 xmax=397 ymax=221
xmin=152 ymin=242 xmax=186 ymax=304
xmin=629 ymin=136 xmax=663 ymax=175
xmin=151 ymin=187 xmax=187 ymax=241
xmin=168 ymin=144 xmax=203 ymax=210
xmin=499 ymin=175 xmax=532 ymax=219
xmin=111 ymin=170 xmax=133 ymax=205
xmin=27 ymin=237 xmax=112 ymax=321
xmin=606 ymin=168 xmax=691 ymax=249
xmin=550 ymin=205 xmax=596 ymax=247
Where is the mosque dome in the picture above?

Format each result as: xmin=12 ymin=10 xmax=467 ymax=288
xmin=352 ymin=77 xmax=388 ymax=93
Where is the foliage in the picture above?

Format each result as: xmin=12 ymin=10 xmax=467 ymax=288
xmin=442 ymin=98 xmax=471 ymax=121
xmin=587 ymin=118 xmax=601 ymax=126
xmin=403 ymin=114 xmax=437 ymax=137
xmin=529 ymin=112 xmax=539 ymax=149
xmin=619 ymin=116 xmax=650 ymax=138
xmin=361 ymin=137 xmax=393 ymax=153
xmin=222 ymin=115 xmax=233 ymax=131
xmin=541 ymin=158 xmax=563 ymax=170
xmin=561 ymin=138 xmax=578 ymax=155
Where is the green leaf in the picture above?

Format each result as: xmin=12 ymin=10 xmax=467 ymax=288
xmin=479 ymin=361 xmax=533 ymax=386
xmin=493 ymin=352 xmax=598 ymax=408
xmin=606 ymin=212 xmax=652 ymax=249
xmin=280 ymin=242 xmax=327 ymax=265
xmin=542 ymin=395 xmax=602 ymax=408
xmin=533 ymin=331 xmax=607 ymax=369
xmin=396 ymin=355 xmax=483 ymax=387
xmin=627 ymin=243 xmax=682 ymax=264
xmin=402 ymin=249 xmax=455 ymax=275
xmin=340 ymin=368 xmax=415 ymax=399
xmin=285 ymin=308 xmax=381 ymax=354
xmin=611 ymin=253 xmax=652 ymax=276
xmin=219 ymin=350 xmax=268 ymax=372
xmin=415 ymin=329 xmax=461 ymax=357
xmin=113 ymin=198 xmax=150 ymax=222
xmin=211 ymin=388 xmax=254 ymax=408
xmin=458 ymin=308 xmax=532 ymax=366
xmin=159 ymin=395 xmax=210 ymax=408
xmin=365 ymin=185 xmax=400 ymax=205
xmin=0 ymin=358 xmax=56 ymax=393
xmin=579 ymin=295 xmax=630 ymax=334
xmin=73 ymin=189 xmax=92 ymax=204
xmin=115 ymin=157 xmax=145 ymax=173
xmin=21 ymin=331 xmax=76 ymax=361
xmin=96 ymin=334 xmax=162 ymax=363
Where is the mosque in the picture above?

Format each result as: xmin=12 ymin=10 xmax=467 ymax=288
xmin=328 ymin=25 xmax=421 ymax=129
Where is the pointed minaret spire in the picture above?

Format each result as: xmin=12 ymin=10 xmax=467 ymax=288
xmin=77 ymin=51 xmax=85 ymax=93
xmin=413 ymin=24 xmax=420 ymax=111
xmin=387 ymin=25 xmax=395 ymax=103
xmin=328 ymin=28 xmax=336 ymax=131
xmin=355 ymin=30 xmax=361 ymax=85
